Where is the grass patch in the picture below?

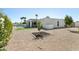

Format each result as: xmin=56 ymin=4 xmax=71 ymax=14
xmin=16 ymin=28 xmax=32 ymax=30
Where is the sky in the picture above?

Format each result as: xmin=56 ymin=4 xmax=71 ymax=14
xmin=2 ymin=8 xmax=79 ymax=22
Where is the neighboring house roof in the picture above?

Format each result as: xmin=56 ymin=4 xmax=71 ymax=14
xmin=28 ymin=19 xmax=37 ymax=21
xmin=29 ymin=19 xmax=36 ymax=20
xmin=27 ymin=19 xmax=40 ymax=22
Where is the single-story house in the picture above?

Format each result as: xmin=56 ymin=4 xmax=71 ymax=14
xmin=27 ymin=16 xmax=65 ymax=29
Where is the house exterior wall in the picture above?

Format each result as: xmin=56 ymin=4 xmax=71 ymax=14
xmin=29 ymin=20 xmax=32 ymax=27
xmin=40 ymin=17 xmax=65 ymax=29
xmin=40 ymin=18 xmax=55 ymax=28
xmin=56 ymin=19 xmax=65 ymax=28
xmin=75 ymin=21 xmax=79 ymax=27
xmin=27 ymin=17 xmax=65 ymax=29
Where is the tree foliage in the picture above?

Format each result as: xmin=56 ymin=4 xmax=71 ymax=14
xmin=20 ymin=17 xmax=26 ymax=20
xmin=22 ymin=19 xmax=27 ymax=24
xmin=20 ymin=17 xmax=26 ymax=24
xmin=64 ymin=15 xmax=73 ymax=27
xmin=0 ymin=13 xmax=13 ymax=48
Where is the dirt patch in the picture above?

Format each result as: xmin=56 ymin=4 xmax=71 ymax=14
xmin=6 ymin=28 xmax=79 ymax=51
xmin=32 ymin=31 xmax=50 ymax=39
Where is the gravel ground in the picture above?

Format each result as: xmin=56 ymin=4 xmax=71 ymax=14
xmin=6 ymin=28 xmax=79 ymax=51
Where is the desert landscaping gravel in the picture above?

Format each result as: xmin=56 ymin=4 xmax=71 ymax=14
xmin=6 ymin=28 xmax=79 ymax=51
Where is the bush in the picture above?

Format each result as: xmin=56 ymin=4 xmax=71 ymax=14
xmin=0 ymin=13 xmax=13 ymax=49
xmin=0 ymin=47 xmax=6 ymax=51
xmin=37 ymin=21 xmax=42 ymax=31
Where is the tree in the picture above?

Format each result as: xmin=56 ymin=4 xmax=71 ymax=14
xmin=35 ymin=14 xmax=38 ymax=27
xmin=0 ymin=12 xmax=13 ymax=50
xmin=23 ymin=19 xmax=27 ymax=24
xmin=64 ymin=15 xmax=73 ymax=27
xmin=20 ymin=17 xmax=26 ymax=24
xmin=35 ymin=14 xmax=38 ymax=19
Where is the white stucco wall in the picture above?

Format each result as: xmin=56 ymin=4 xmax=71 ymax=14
xmin=28 ymin=17 xmax=65 ymax=29
xmin=40 ymin=17 xmax=65 ymax=29
xmin=29 ymin=20 xmax=32 ymax=27
xmin=57 ymin=19 xmax=65 ymax=27
xmin=75 ymin=21 xmax=79 ymax=27
xmin=40 ymin=18 xmax=55 ymax=29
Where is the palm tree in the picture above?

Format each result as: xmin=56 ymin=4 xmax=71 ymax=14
xmin=35 ymin=14 xmax=38 ymax=27
xmin=35 ymin=14 xmax=38 ymax=20
xmin=20 ymin=17 xmax=26 ymax=24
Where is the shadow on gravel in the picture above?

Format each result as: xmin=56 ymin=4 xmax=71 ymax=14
xmin=32 ymin=31 xmax=50 ymax=40
xmin=69 ymin=30 xmax=79 ymax=34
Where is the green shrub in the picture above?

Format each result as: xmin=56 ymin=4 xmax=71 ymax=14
xmin=0 ymin=47 xmax=6 ymax=51
xmin=37 ymin=21 xmax=42 ymax=31
xmin=0 ymin=13 xmax=13 ymax=49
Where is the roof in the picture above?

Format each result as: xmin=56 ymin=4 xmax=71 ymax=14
xmin=41 ymin=16 xmax=64 ymax=20
xmin=27 ymin=16 xmax=64 ymax=21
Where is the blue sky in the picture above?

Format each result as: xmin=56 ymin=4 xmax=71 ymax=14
xmin=2 ymin=8 xmax=79 ymax=22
